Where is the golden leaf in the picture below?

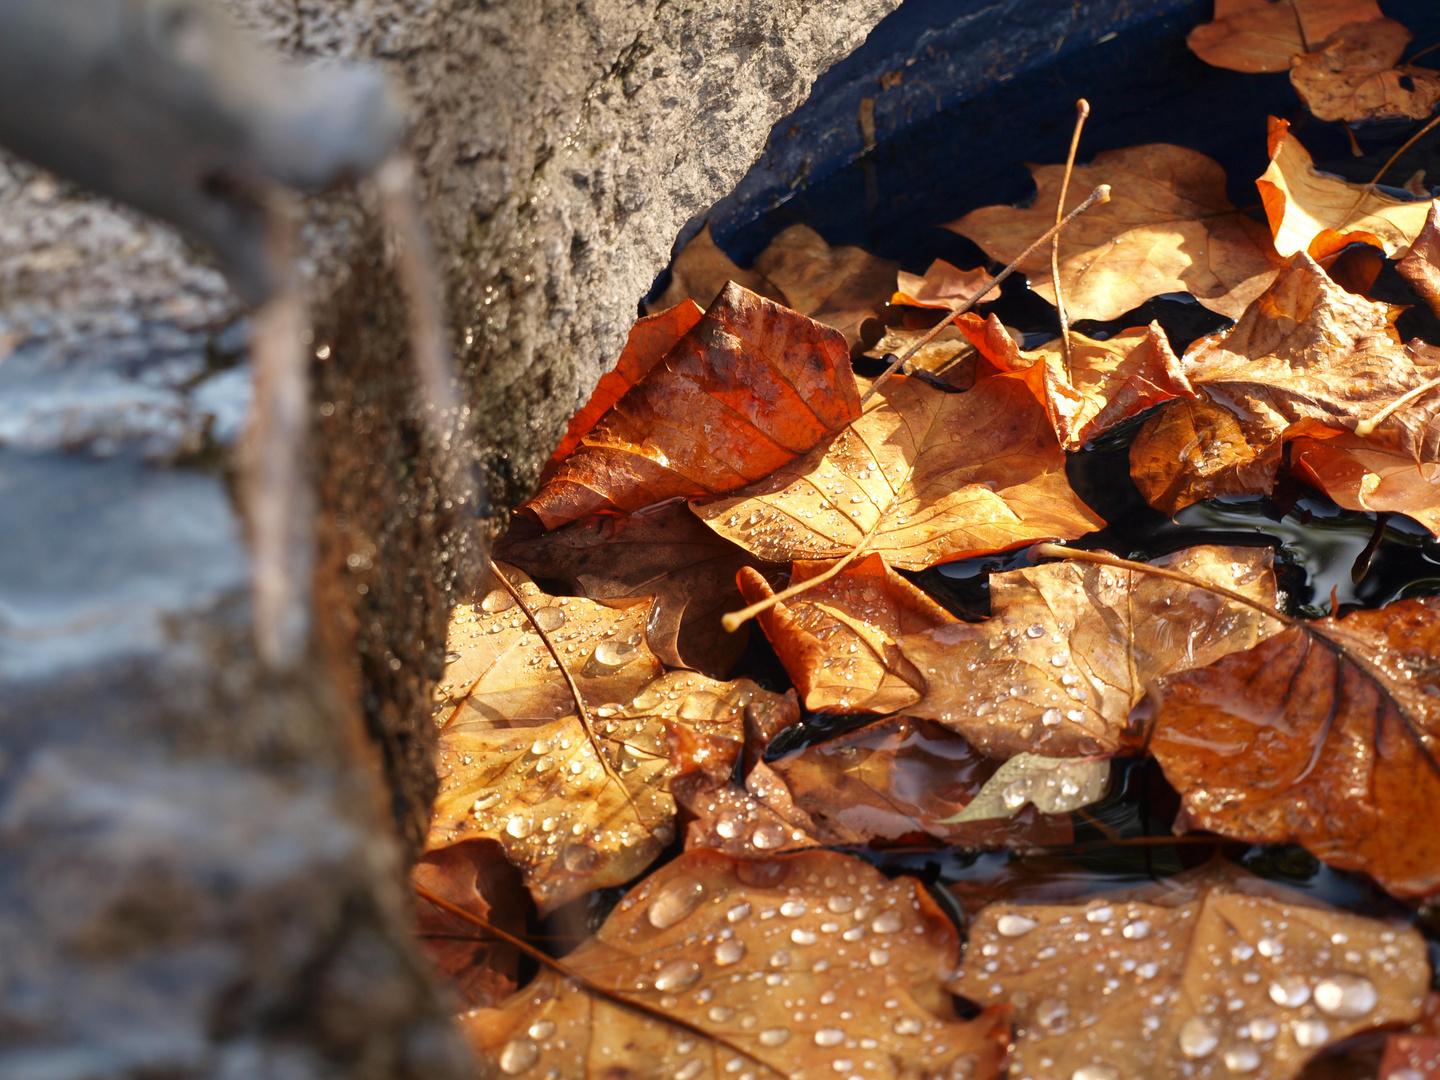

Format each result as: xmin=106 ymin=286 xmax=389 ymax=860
xmin=1187 ymin=0 xmax=1384 ymax=73
xmin=1290 ymin=18 xmax=1440 ymax=123
xmin=893 ymin=258 xmax=1000 ymax=309
xmin=753 ymin=224 xmax=898 ymax=348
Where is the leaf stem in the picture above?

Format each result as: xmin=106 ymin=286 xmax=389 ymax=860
xmin=1052 ymin=99 xmax=1090 ymax=381
xmin=1354 ymin=374 xmax=1440 ymax=436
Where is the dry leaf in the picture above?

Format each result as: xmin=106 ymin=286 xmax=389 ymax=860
xmin=863 ymin=324 xmax=978 ymax=388
xmin=951 ymin=863 xmax=1428 ymax=1080
xmin=1152 ymin=595 xmax=1440 ymax=898
xmin=893 ymin=259 xmax=1000 ymax=309
xmin=1397 ymin=200 xmax=1440 ymax=321
xmin=948 ymin=143 xmax=1280 ymax=322
xmin=1380 ymin=1035 xmax=1440 ymax=1078
xmin=1290 ymin=19 xmax=1440 ymax=123
xmin=527 ymin=282 xmax=861 ymax=529
xmin=694 ymin=369 xmax=1103 ymax=572
xmin=736 ymin=554 xmax=959 ymax=714
xmin=941 ymin=753 xmax=1110 ymax=823
xmin=1290 ymin=428 xmax=1440 ymax=537
xmin=461 ymin=849 xmax=1011 ymax=1080
xmin=957 ymin=312 xmax=1196 ymax=450
xmin=1258 ymin=118 xmax=1431 ymax=259
xmin=752 ymin=224 xmax=899 ymax=348
xmin=543 ymin=301 xmax=704 ymax=483
xmin=497 ymin=503 xmax=778 ymax=677
xmin=1187 ymin=0 xmax=1383 ymax=73
xmin=646 ymin=223 xmax=786 ymax=315
xmin=900 ymin=544 xmax=1283 ymax=758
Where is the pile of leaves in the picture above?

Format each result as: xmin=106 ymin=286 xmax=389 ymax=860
xmin=413 ymin=3 xmax=1440 ymax=1077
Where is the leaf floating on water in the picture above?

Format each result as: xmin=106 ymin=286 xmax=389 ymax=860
xmin=951 ymin=863 xmax=1428 ymax=1080
xmin=893 ymin=258 xmax=1000 ymax=310
xmin=1289 ymin=427 xmax=1440 ymax=538
xmin=1289 ymin=18 xmax=1440 ymax=124
xmin=941 ymin=753 xmax=1110 ymax=824
xmin=646 ymin=222 xmax=787 ymax=315
xmin=752 ymin=224 xmax=898 ymax=348
xmin=461 ymin=849 xmax=1011 ymax=1080
xmin=1397 ymin=200 xmax=1440 ymax=321
xmin=1187 ymin=0 xmax=1383 ymax=73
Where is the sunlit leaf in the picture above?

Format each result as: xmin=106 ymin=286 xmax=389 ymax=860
xmin=1290 ymin=19 xmax=1440 ymax=123
xmin=1397 ymin=199 xmax=1440 ymax=321
xmin=863 ymin=324 xmax=978 ymax=389
xmin=646 ymin=223 xmax=786 ymax=315
xmin=940 ymin=753 xmax=1110 ymax=823
xmin=1290 ymin=426 xmax=1440 ymax=538
xmin=753 ymin=224 xmax=898 ymax=348
xmin=893 ymin=258 xmax=1000 ymax=310
xmin=1187 ymin=0 xmax=1383 ymax=73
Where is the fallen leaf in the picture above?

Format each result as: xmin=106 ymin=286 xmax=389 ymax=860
xmin=941 ymin=752 xmax=1110 ymax=823
xmin=1290 ymin=19 xmax=1440 ymax=123
xmin=460 ymin=849 xmax=1011 ymax=1080
xmin=948 ymin=143 xmax=1280 ymax=322
xmin=646 ymin=223 xmax=786 ymax=315
xmin=1130 ymin=397 xmax=1287 ymax=513
xmin=497 ymin=503 xmax=778 ymax=677
xmin=694 ymin=369 xmax=1104 ymax=572
xmin=1380 ymin=1034 xmax=1440 ymax=1078
xmin=951 ymin=863 xmax=1428 ymax=1080
xmin=1151 ymin=595 xmax=1440 ymax=897
xmin=752 ymin=224 xmax=899 ymax=348
xmin=1290 ymin=427 xmax=1440 ymax=537
xmin=900 ymin=544 xmax=1284 ymax=757
xmin=957 ymin=312 xmax=1196 ymax=450
xmin=863 ymin=324 xmax=978 ymax=389
xmin=893 ymin=258 xmax=1000 ymax=309
xmin=1397 ymin=200 xmax=1440 ymax=320
xmin=736 ymin=554 xmax=959 ymax=714
xmin=1258 ymin=118 xmax=1431 ymax=259
xmin=542 ymin=301 xmax=704 ymax=483
xmin=1187 ymin=0 xmax=1383 ymax=73
xmin=527 ymin=282 xmax=862 ymax=529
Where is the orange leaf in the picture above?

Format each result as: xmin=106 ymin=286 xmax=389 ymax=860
xmin=645 ymin=222 xmax=786 ymax=315
xmin=1291 ymin=428 xmax=1440 ymax=537
xmin=893 ymin=258 xmax=1000 ymax=309
xmin=527 ymin=282 xmax=861 ymax=529
xmin=1290 ymin=19 xmax=1440 ymax=123
xmin=1380 ymin=1034 xmax=1440 ymax=1079
xmin=752 ymin=224 xmax=899 ymax=348
xmin=1187 ymin=0 xmax=1384 ymax=73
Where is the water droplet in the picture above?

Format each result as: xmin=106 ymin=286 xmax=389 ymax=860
xmin=998 ymin=913 xmax=1038 ymax=937
xmin=814 ymin=1028 xmax=845 ymax=1047
xmin=713 ymin=939 xmax=746 ymax=966
xmin=560 ymin=843 xmax=598 ymax=873
xmin=591 ymin=640 xmax=637 ymax=670
xmin=788 ymin=927 xmax=817 ymax=946
xmin=647 ymin=878 xmax=705 ymax=929
xmin=653 ymin=959 xmax=702 ymax=992
xmin=1042 ymin=708 xmax=1062 ymax=726
xmin=444 ymin=651 xmax=461 ymax=663
xmin=1050 ymin=652 xmax=1069 ymax=666
xmin=780 ymin=901 xmax=808 ymax=918
xmin=1072 ymin=1067 xmax=1119 ymax=1080
xmin=1122 ymin=919 xmax=1151 ymax=940
xmin=893 ymin=1015 xmax=924 ymax=1036
xmin=1036 ymin=999 xmax=1069 ymax=1031
xmin=498 ymin=1037 xmax=539 ymax=1074
xmin=531 ymin=606 xmax=565 ymax=632
xmin=1223 ymin=1045 xmax=1260 ymax=1073
xmin=1136 ymin=962 xmax=1158 ymax=979
xmin=1268 ymin=975 xmax=1310 ymax=1008
xmin=1314 ymin=973 xmax=1376 ymax=1018
xmin=869 ymin=948 xmax=890 ymax=966
xmin=674 ymin=1060 xmax=704 ymax=1080
xmin=751 ymin=823 xmax=786 ymax=849
xmin=827 ymin=895 xmax=855 ymax=913
xmin=1002 ymin=782 xmax=1030 ymax=810
xmin=1247 ymin=1017 xmax=1278 ymax=1042
xmin=530 ymin=738 xmax=552 ymax=755
xmin=1292 ymin=1018 xmax=1330 ymax=1047
xmin=871 ymin=910 xmax=903 ymax=934
xmin=726 ymin=902 xmax=752 ymax=923
xmin=527 ymin=1019 xmax=555 ymax=1040
xmin=708 ymin=1005 xmax=734 ymax=1023
xmin=1178 ymin=1016 xmax=1218 ymax=1059
xmin=481 ymin=589 xmax=514 ymax=613
xmin=716 ymin=817 xmax=740 ymax=839
xmin=759 ymin=1028 xmax=790 ymax=1047
xmin=506 ymin=815 xmax=533 ymax=839
xmin=1256 ymin=936 xmax=1283 ymax=958
xmin=1231 ymin=942 xmax=1255 ymax=962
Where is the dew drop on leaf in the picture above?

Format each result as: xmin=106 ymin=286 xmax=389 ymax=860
xmin=647 ymin=877 xmax=705 ymax=929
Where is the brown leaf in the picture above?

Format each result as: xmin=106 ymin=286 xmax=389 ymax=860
xmin=1151 ymin=595 xmax=1440 ymax=897
xmin=900 ymin=545 xmax=1284 ymax=758
xmin=497 ymin=503 xmax=779 ymax=677
xmin=460 ymin=849 xmax=1011 ymax=1080
xmin=752 ymin=224 xmax=899 ymax=348
xmin=1290 ymin=19 xmax=1440 ymax=123
xmin=1258 ymin=118 xmax=1431 ymax=259
xmin=646 ymin=222 xmax=786 ymax=315
xmin=951 ymin=863 xmax=1428 ymax=1080
xmin=948 ymin=143 xmax=1280 ymax=322
xmin=958 ymin=313 xmax=1196 ymax=450
xmin=694 ymin=370 xmax=1104 ymax=572
xmin=1130 ymin=397 xmax=1287 ymax=513
xmin=412 ymin=840 xmax=531 ymax=1008
xmin=736 ymin=554 xmax=958 ymax=714
xmin=1290 ymin=428 xmax=1440 ymax=537
xmin=527 ymin=282 xmax=861 ymax=529
xmin=863 ymin=324 xmax=978 ymax=389
xmin=1187 ymin=0 xmax=1383 ymax=73
xmin=1380 ymin=1034 xmax=1440 ymax=1078
xmin=893 ymin=258 xmax=1000 ymax=309
xmin=1397 ymin=200 xmax=1440 ymax=320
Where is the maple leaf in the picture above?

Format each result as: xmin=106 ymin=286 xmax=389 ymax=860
xmin=957 ymin=312 xmax=1195 ymax=450
xmin=1258 ymin=118 xmax=1431 ymax=259
xmin=1290 ymin=18 xmax=1440 ymax=123
xmin=1290 ymin=427 xmax=1440 ymax=538
xmin=752 ymin=224 xmax=898 ymax=348
xmin=460 ymin=849 xmax=1011 ymax=1080
xmin=526 ymin=282 xmax=862 ymax=529
xmin=892 ymin=258 xmax=1000 ymax=310
xmin=951 ymin=863 xmax=1429 ymax=1080
xmin=1397 ymin=199 xmax=1440 ymax=321
xmin=899 ymin=545 xmax=1284 ymax=758
xmin=736 ymin=554 xmax=958 ymax=714
xmin=694 ymin=370 xmax=1103 ymax=572
xmin=646 ymin=222 xmax=786 ymax=315
xmin=497 ymin=503 xmax=780 ymax=678
xmin=1151 ymin=594 xmax=1440 ymax=898
xmin=1187 ymin=0 xmax=1383 ymax=73
xmin=948 ymin=143 xmax=1280 ymax=322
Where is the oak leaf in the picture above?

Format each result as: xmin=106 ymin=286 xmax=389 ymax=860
xmin=1397 ymin=200 xmax=1440 ymax=321
xmin=951 ymin=863 xmax=1428 ymax=1080
xmin=646 ymin=223 xmax=786 ymax=315
xmin=752 ymin=224 xmax=899 ymax=348
xmin=694 ymin=370 xmax=1103 ymax=572
xmin=736 ymin=554 xmax=959 ymax=714
xmin=1187 ymin=0 xmax=1383 ymax=73
xmin=899 ymin=545 xmax=1284 ymax=758
xmin=1290 ymin=427 xmax=1440 ymax=538
xmin=1151 ymin=595 xmax=1440 ymax=898
xmin=461 ymin=849 xmax=1011 ymax=1080
xmin=948 ymin=143 xmax=1280 ymax=322
xmin=1290 ymin=19 xmax=1440 ymax=123
xmin=892 ymin=258 xmax=1000 ymax=310
xmin=1258 ymin=118 xmax=1430 ymax=259
xmin=527 ymin=282 xmax=861 ymax=529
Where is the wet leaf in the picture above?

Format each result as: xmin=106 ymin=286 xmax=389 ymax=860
xmin=1380 ymin=1034 xmax=1440 ymax=1078
xmin=460 ymin=849 xmax=1011 ymax=1080
xmin=951 ymin=863 xmax=1428 ymax=1080
xmin=752 ymin=224 xmax=899 ymax=348
xmin=1151 ymin=595 xmax=1440 ymax=898
xmin=736 ymin=554 xmax=959 ymax=714
xmin=1397 ymin=200 xmax=1440 ymax=321
xmin=646 ymin=223 xmax=786 ymax=315
xmin=497 ymin=504 xmax=780 ymax=677
xmin=1258 ymin=118 xmax=1430 ymax=259
xmin=1290 ymin=427 xmax=1440 ymax=538
xmin=941 ymin=752 xmax=1110 ymax=823
xmin=958 ymin=312 xmax=1196 ymax=450
xmin=1290 ymin=19 xmax=1440 ymax=123
xmin=1187 ymin=0 xmax=1382 ymax=73
xmin=527 ymin=282 xmax=862 ymax=529
xmin=893 ymin=258 xmax=1000 ymax=310
xmin=694 ymin=370 xmax=1104 ymax=572
xmin=863 ymin=324 xmax=978 ymax=388
xmin=948 ymin=143 xmax=1280 ymax=322
xmin=900 ymin=545 xmax=1284 ymax=758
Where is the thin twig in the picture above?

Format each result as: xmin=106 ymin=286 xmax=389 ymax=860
xmin=861 ymin=183 xmax=1111 ymax=404
xmin=1354 ymin=374 xmax=1440 ymax=436
xmin=1052 ymin=99 xmax=1090 ymax=380
xmin=1367 ymin=112 xmax=1440 ymax=190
